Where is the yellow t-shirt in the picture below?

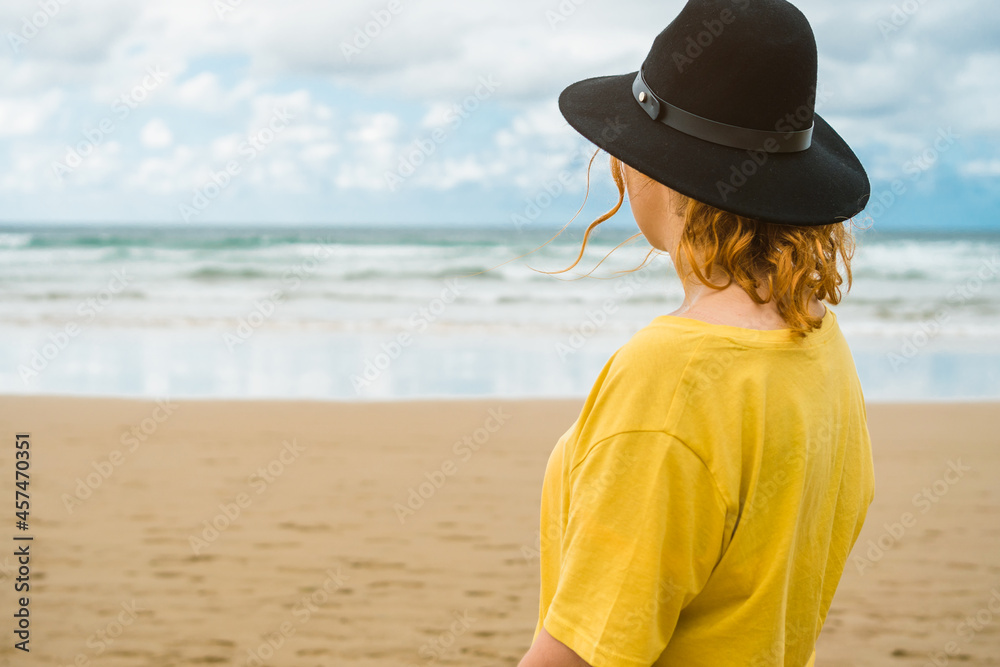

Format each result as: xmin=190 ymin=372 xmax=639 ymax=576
xmin=533 ymin=305 xmax=875 ymax=666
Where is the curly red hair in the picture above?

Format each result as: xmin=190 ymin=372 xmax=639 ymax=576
xmin=547 ymin=151 xmax=859 ymax=338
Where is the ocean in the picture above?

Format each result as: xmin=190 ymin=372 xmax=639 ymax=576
xmin=1 ymin=224 xmax=998 ymax=401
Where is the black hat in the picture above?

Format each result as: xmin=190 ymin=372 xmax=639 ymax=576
xmin=558 ymin=0 xmax=870 ymax=226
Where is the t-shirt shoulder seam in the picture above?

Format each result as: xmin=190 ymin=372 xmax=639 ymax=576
xmin=570 ymin=428 xmax=735 ymax=515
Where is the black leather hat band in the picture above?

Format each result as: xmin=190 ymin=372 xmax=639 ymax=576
xmin=632 ymin=68 xmax=814 ymax=153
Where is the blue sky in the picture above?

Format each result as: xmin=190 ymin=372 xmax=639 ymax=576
xmin=0 ymin=0 xmax=998 ymax=230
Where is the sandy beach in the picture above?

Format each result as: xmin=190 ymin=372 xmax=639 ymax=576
xmin=0 ymin=396 xmax=997 ymax=666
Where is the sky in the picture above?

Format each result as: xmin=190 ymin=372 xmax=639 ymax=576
xmin=0 ymin=0 xmax=998 ymax=231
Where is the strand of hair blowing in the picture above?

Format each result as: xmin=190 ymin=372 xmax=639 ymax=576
xmin=455 ymin=150 xmax=658 ymax=282
xmin=528 ymin=150 xmax=657 ymax=279
xmin=549 ymin=152 xmax=856 ymax=338
xmin=674 ymin=186 xmax=855 ymax=338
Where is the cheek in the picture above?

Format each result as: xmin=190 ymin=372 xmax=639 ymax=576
xmin=661 ymin=218 xmax=683 ymax=256
xmin=627 ymin=187 xmax=652 ymax=229
xmin=632 ymin=200 xmax=669 ymax=251
xmin=626 ymin=173 xmax=670 ymax=252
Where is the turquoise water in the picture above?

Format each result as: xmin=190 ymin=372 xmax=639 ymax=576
xmin=1 ymin=224 xmax=998 ymax=401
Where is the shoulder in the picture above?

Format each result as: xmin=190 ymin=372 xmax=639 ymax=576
xmin=569 ymin=429 xmax=730 ymax=510
xmin=565 ymin=429 xmax=737 ymax=557
xmin=604 ymin=318 xmax=746 ymax=397
xmin=610 ymin=319 xmax=711 ymax=379
xmin=570 ymin=322 xmax=716 ymax=439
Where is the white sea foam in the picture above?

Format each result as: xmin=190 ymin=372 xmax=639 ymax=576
xmin=1 ymin=225 xmax=998 ymax=400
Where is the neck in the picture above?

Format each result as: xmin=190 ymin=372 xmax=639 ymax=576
xmin=673 ymin=268 xmax=803 ymax=327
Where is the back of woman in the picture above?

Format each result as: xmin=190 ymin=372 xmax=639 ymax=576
xmin=532 ymin=309 xmax=873 ymax=665
xmin=518 ymin=1 xmax=876 ymax=665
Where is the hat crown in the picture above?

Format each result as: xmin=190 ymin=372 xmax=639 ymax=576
xmin=643 ymin=0 xmax=818 ymax=132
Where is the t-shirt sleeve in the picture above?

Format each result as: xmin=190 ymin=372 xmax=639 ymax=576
xmin=542 ymin=430 xmax=730 ymax=667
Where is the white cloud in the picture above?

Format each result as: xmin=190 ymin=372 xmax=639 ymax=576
xmin=960 ymin=159 xmax=1000 ymax=178
xmin=0 ymin=141 xmax=56 ymax=192
xmin=140 ymin=118 xmax=173 ymax=149
xmin=346 ymin=112 xmax=400 ymax=148
xmin=125 ymin=146 xmax=197 ymax=195
xmin=427 ymin=156 xmax=494 ymax=189
xmin=299 ymin=142 xmax=339 ymax=168
xmin=420 ymin=103 xmax=455 ymax=129
xmin=167 ymin=72 xmax=256 ymax=113
xmin=0 ymin=90 xmax=63 ymax=137
xmin=0 ymin=0 xmax=996 ymax=221
xmin=61 ymin=139 xmax=124 ymax=187
xmin=174 ymin=72 xmax=222 ymax=109
xmin=332 ymin=112 xmax=402 ymax=191
xmin=946 ymin=52 xmax=1000 ymax=137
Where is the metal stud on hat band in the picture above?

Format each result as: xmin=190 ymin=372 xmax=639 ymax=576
xmin=631 ymin=68 xmax=814 ymax=153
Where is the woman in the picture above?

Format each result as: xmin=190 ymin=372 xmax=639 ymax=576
xmin=519 ymin=1 xmax=875 ymax=665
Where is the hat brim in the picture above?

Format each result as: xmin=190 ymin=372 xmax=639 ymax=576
xmin=558 ymin=71 xmax=870 ymax=226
